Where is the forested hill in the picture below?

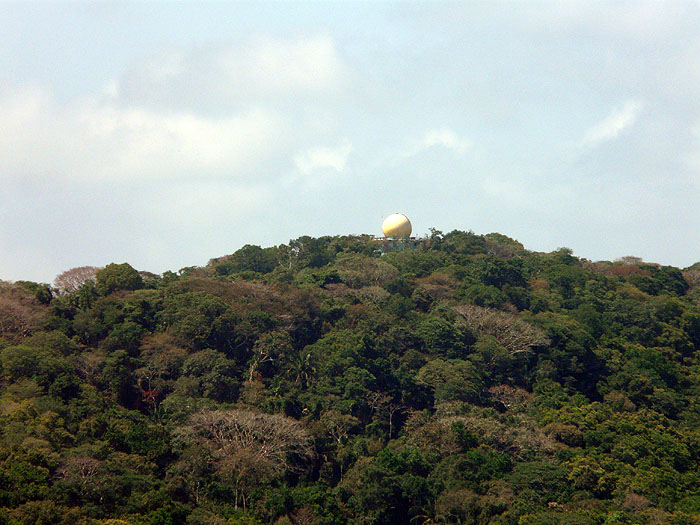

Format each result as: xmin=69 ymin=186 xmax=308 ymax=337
xmin=3 ymin=230 xmax=700 ymax=524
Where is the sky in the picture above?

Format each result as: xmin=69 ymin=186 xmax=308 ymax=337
xmin=3 ymin=1 xmax=700 ymax=283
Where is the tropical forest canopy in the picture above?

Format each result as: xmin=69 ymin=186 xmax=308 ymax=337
xmin=3 ymin=230 xmax=700 ymax=524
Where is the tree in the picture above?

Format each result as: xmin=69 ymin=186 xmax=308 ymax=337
xmin=55 ymin=457 xmax=108 ymax=505
xmin=96 ymin=263 xmax=143 ymax=295
xmin=334 ymin=253 xmax=399 ymax=288
xmin=0 ymin=283 xmax=48 ymax=343
xmin=415 ymin=359 xmax=482 ymax=403
xmin=417 ymin=316 xmax=472 ymax=357
xmin=211 ymin=244 xmax=278 ymax=275
xmin=247 ymin=330 xmax=293 ymax=381
xmin=455 ymin=304 xmax=550 ymax=355
xmin=175 ymin=409 xmax=314 ymax=509
xmin=53 ymin=266 xmax=100 ymax=294
xmin=340 ymin=446 xmax=434 ymax=523
xmin=320 ymin=409 xmax=360 ymax=446
xmin=179 ymin=349 xmax=239 ymax=402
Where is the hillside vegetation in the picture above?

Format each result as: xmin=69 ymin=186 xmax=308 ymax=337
xmin=3 ymin=230 xmax=700 ymax=524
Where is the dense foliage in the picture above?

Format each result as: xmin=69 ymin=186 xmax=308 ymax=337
xmin=3 ymin=231 xmax=700 ymax=524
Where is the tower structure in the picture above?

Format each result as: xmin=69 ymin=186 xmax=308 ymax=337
xmin=375 ymin=213 xmax=419 ymax=253
xmin=382 ymin=213 xmax=412 ymax=238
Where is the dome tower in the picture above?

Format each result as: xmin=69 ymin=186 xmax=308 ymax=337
xmin=382 ymin=213 xmax=412 ymax=238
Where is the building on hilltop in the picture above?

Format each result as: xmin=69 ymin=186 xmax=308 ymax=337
xmin=373 ymin=213 xmax=422 ymax=253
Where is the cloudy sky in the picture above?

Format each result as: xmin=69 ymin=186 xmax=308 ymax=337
xmin=3 ymin=1 xmax=700 ymax=283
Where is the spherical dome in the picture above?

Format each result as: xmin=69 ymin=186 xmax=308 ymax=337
xmin=382 ymin=213 xmax=412 ymax=238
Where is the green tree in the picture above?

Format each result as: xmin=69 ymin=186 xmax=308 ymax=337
xmin=96 ymin=263 xmax=144 ymax=295
xmin=212 ymin=244 xmax=279 ymax=275
xmin=415 ymin=359 xmax=482 ymax=403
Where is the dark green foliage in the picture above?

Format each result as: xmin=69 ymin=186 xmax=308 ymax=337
xmin=0 ymin=457 xmax=49 ymax=506
xmin=460 ymin=283 xmax=508 ymax=308
xmin=2 ymin=230 xmax=700 ymax=523
xmin=179 ymin=349 xmax=239 ymax=401
xmin=14 ymin=281 xmax=53 ymax=304
xmin=211 ymin=244 xmax=279 ymax=275
xmin=96 ymin=263 xmax=144 ymax=295
xmin=340 ymin=447 xmax=435 ymax=523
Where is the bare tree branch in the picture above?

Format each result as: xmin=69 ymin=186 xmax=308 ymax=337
xmin=53 ymin=266 xmax=100 ymax=294
xmin=454 ymin=304 xmax=549 ymax=355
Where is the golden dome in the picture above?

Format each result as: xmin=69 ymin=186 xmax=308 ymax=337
xmin=382 ymin=213 xmax=412 ymax=238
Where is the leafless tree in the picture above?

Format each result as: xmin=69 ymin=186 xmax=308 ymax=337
xmin=387 ymin=402 xmax=407 ymax=440
xmin=365 ymin=391 xmax=391 ymax=423
xmin=290 ymin=507 xmax=320 ymax=525
xmin=487 ymin=384 xmax=533 ymax=412
xmin=454 ymin=304 xmax=549 ymax=355
xmin=321 ymin=409 xmax=359 ymax=446
xmin=57 ymin=457 xmax=108 ymax=503
xmin=363 ymin=391 xmax=406 ymax=439
xmin=350 ymin=286 xmax=391 ymax=306
xmin=179 ymin=409 xmax=313 ymax=509
xmin=0 ymin=283 xmax=47 ymax=342
xmin=616 ymin=256 xmax=644 ymax=265
xmin=683 ymin=270 xmax=700 ymax=289
xmin=247 ymin=331 xmax=291 ymax=381
xmin=335 ymin=253 xmax=399 ymax=288
xmin=53 ymin=266 xmax=100 ymax=294
xmin=0 ymin=297 xmax=35 ymax=340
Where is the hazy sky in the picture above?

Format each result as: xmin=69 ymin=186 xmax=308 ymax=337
xmin=3 ymin=1 xmax=700 ymax=283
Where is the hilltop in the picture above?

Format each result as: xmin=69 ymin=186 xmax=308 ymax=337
xmin=2 ymin=230 xmax=700 ymax=524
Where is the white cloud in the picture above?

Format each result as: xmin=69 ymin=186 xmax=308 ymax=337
xmin=420 ymin=128 xmax=471 ymax=154
xmin=0 ymin=34 xmax=350 ymax=187
xmin=117 ymin=34 xmax=346 ymax=111
xmin=293 ymin=139 xmax=353 ymax=175
xmin=240 ymin=34 xmax=345 ymax=94
xmin=0 ymin=86 xmax=283 ymax=183
xmin=397 ymin=128 xmax=471 ymax=160
xmin=580 ymin=100 xmax=643 ymax=149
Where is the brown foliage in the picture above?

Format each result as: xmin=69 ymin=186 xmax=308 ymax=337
xmin=623 ymin=493 xmax=652 ymax=512
xmin=455 ymin=304 xmax=549 ymax=354
xmin=587 ymin=259 xmax=651 ymax=278
xmin=53 ymin=266 xmax=100 ymax=294
xmin=682 ymin=270 xmax=700 ymax=288
xmin=413 ymin=272 xmax=460 ymax=303
xmin=184 ymin=409 xmax=313 ymax=476
xmin=74 ymin=350 xmax=105 ymax=385
xmin=418 ymin=272 xmax=460 ymax=288
xmin=175 ymin=408 xmax=314 ymax=509
xmin=487 ymin=385 xmax=533 ymax=412
xmin=289 ymin=507 xmax=320 ymax=525
xmin=434 ymin=488 xmax=480 ymax=523
xmin=334 ymin=253 xmax=398 ymax=288
xmin=0 ymin=282 xmax=48 ymax=343
xmin=168 ymin=278 xmax=319 ymax=330
xmin=407 ymin=410 xmax=559 ymax=460
xmin=609 ymin=264 xmax=649 ymax=277
xmin=139 ymin=333 xmax=189 ymax=374
xmin=405 ymin=416 xmax=463 ymax=457
xmin=322 ymin=283 xmax=351 ymax=299
xmin=349 ymin=286 xmax=391 ymax=306
xmin=529 ymin=278 xmax=550 ymax=291
xmin=445 ymin=414 xmax=558 ymax=459
xmin=322 ymin=283 xmax=390 ymax=307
